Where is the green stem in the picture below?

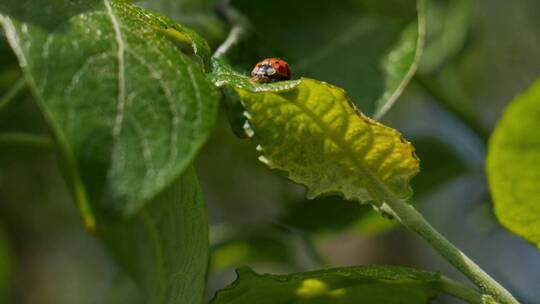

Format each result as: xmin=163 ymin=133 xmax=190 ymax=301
xmin=0 ymin=76 xmax=27 ymax=113
xmin=440 ymin=276 xmax=484 ymax=304
xmin=383 ymin=195 xmax=518 ymax=304
xmin=0 ymin=132 xmax=54 ymax=150
xmin=213 ymin=0 xmax=250 ymax=59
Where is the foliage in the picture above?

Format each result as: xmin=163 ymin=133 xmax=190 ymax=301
xmin=210 ymin=60 xmax=419 ymax=206
xmin=101 ymin=167 xmax=209 ymax=304
xmin=227 ymin=0 xmax=425 ymax=118
xmin=0 ymin=0 xmax=537 ymax=303
xmin=211 ymin=266 xmax=456 ymax=304
xmin=487 ymin=79 xmax=540 ymax=249
xmin=0 ymin=0 xmax=219 ymax=226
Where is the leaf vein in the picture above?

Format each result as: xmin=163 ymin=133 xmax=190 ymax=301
xmin=104 ymin=0 xmax=127 ymax=139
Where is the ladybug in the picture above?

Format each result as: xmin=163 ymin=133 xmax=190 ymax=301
xmin=250 ymin=58 xmax=291 ymax=83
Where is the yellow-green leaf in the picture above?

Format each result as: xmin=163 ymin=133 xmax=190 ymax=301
xmin=487 ymin=78 xmax=540 ymax=249
xmin=210 ymin=61 xmax=419 ymax=206
xmin=210 ymin=266 xmax=481 ymax=304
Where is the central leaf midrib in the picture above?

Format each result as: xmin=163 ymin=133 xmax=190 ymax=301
xmin=104 ymin=0 xmax=127 ymax=140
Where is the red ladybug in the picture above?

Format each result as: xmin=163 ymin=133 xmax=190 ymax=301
xmin=250 ymin=58 xmax=291 ymax=83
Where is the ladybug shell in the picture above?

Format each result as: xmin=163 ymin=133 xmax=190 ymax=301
xmin=251 ymin=58 xmax=291 ymax=83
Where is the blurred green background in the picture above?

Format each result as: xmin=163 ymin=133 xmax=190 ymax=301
xmin=1 ymin=0 xmax=540 ymax=303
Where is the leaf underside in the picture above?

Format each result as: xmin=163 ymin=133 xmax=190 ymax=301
xmin=0 ymin=0 xmax=219 ymax=224
xmin=211 ymin=266 xmax=443 ymax=304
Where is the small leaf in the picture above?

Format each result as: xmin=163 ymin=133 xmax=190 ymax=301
xmin=211 ymin=62 xmax=419 ymax=206
xmin=100 ymin=167 xmax=209 ymax=304
xmin=211 ymin=266 xmax=446 ymax=304
xmin=227 ymin=0 xmax=426 ymax=118
xmin=487 ymin=78 xmax=540 ymax=249
xmin=0 ymin=0 xmax=219 ymax=225
xmin=419 ymin=0 xmax=476 ymax=74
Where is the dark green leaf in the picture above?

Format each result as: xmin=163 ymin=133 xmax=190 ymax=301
xmin=211 ymin=266 xmax=469 ymax=304
xmin=227 ymin=0 xmax=425 ymax=118
xmin=487 ymin=78 xmax=540 ymax=249
xmin=0 ymin=0 xmax=219 ymax=226
xmin=100 ymin=167 xmax=209 ymax=304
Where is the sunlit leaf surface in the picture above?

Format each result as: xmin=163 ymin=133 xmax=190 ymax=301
xmin=487 ymin=78 xmax=540 ymax=249
xmin=210 ymin=60 xmax=419 ymax=206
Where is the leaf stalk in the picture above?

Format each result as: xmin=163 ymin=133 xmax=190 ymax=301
xmin=213 ymin=0 xmax=250 ymax=58
xmin=0 ymin=76 xmax=27 ymax=113
xmin=384 ymin=195 xmax=519 ymax=304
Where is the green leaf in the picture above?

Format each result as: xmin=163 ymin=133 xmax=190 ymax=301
xmin=210 ymin=62 xmax=419 ymax=206
xmin=419 ymin=0 xmax=476 ymax=74
xmin=487 ymin=78 xmax=540 ymax=249
xmin=210 ymin=266 xmax=469 ymax=304
xmin=100 ymin=167 xmax=209 ymax=304
xmin=227 ymin=0 xmax=426 ymax=118
xmin=0 ymin=0 xmax=219 ymax=226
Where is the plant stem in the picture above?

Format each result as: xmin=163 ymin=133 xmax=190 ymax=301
xmin=0 ymin=132 xmax=54 ymax=150
xmin=212 ymin=26 xmax=244 ymax=59
xmin=0 ymin=76 xmax=27 ymax=113
xmin=212 ymin=0 xmax=250 ymax=59
xmin=440 ymin=276 xmax=484 ymax=304
xmin=383 ymin=195 xmax=518 ymax=304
